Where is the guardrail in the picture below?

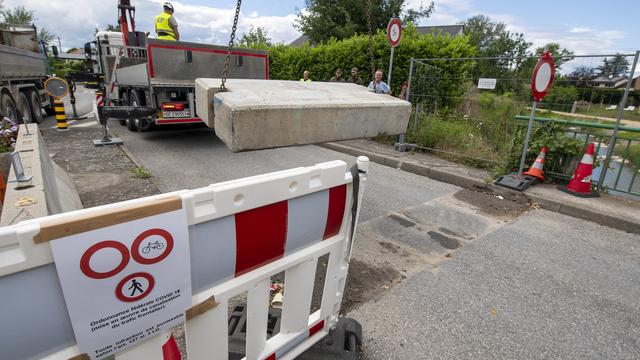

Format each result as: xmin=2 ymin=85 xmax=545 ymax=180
xmin=514 ymin=115 xmax=640 ymax=198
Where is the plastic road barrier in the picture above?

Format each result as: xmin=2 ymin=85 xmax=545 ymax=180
xmin=0 ymin=157 xmax=369 ymax=360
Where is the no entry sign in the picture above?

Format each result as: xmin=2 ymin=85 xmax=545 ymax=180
xmin=387 ymin=18 xmax=402 ymax=47
xmin=531 ymin=51 xmax=555 ymax=101
xmin=50 ymin=198 xmax=191 ymax=360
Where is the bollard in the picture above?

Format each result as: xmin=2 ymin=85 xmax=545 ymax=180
xmin=54 ymin=98 xmax=69 ymax=131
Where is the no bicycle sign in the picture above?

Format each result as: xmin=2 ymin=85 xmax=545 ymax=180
xmin=49 ymin=197 xmax=191 ymax=359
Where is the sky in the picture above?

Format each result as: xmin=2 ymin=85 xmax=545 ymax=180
xmin=4 ymin=0 xmax=639 ymax=56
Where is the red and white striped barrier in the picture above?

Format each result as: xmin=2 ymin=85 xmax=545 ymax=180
xmin=0 ymin=157 xmax=369 ymax=360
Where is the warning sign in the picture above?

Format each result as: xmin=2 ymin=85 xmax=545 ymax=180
xmin=50 ymin=205 xmax=191 ymax=360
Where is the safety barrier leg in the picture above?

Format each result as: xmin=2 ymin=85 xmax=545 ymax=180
xmin=246 ymin=279 xmax=271 ymax=360
xmin=281 ymin=258 xmax=319 ymax=334
xmin=54 ymin=98 xmax=68 ymax=132
xmin=185 ymin=299 xmax=229 ymax=360
xmin=114 ymin=331 xmax=166 ymax=360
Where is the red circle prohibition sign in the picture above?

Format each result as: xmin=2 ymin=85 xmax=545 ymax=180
xmin=80 ymin=241 xmax=130 ymax=279
xmin=131 ymin=228 xmax=174 ymax=265
xmin=531 ymin=51 xmax=555 ymax=102
xmin=387 ymin=18 xmax=402 ymax=47
xmin=115 ymin=272 xmax=155 ymax=302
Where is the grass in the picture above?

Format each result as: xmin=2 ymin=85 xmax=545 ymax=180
xmin=575 ymin=106 xmax=640 ymax=122
xmin=131 ymin=166 xmax=152 ymax=179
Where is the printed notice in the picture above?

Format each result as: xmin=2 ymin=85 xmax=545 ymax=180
xmin=51 ymin=208 xmax=191 ymax=359
xmin=478 ymin=78 xmax=497 ymax=90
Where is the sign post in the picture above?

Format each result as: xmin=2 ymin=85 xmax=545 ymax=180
xmin=386 ymin=18 xmax=402 ymax=86
xmin=519 ymin=51 xmax=555 ymax=175
xmin=495 ymin=50 xmax=555 ymax=192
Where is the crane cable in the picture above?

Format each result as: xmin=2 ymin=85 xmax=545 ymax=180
xmin=220 ymin=0 xmax=242 ymax=92
xmin=366 ymin=0 xmax=376 ymax=79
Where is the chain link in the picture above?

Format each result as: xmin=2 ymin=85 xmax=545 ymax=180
xmin=366 ymin=0 xmax=375 ymax=79
xmin=220 ymin=0 xmax=242 ymax=92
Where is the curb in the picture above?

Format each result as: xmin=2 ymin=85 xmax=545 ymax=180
xmin=320 ymin=142 xmax=640 ymax=235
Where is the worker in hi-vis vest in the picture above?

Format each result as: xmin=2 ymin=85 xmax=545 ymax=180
xmin=155 ymin=2 xmax=179 ymax=41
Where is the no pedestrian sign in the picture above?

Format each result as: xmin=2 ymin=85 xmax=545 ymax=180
xmin=50 ymin=200 xmax=191 ymax=360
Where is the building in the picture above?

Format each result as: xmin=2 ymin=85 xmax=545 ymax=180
xmin=289 ymin=24 xmax=465 ymax=47
xmin=591 ymin=75 xmax=629 ymax=88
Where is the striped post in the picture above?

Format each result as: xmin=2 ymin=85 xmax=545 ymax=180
xmin=54 ymin=98 xmax=68 ymax=132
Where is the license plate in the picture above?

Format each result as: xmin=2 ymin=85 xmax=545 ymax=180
xmin=162 ymin=110 xmax=190 ymax=118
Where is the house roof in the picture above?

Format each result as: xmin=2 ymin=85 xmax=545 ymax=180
xmin=592 ymin=75 xmax=627 ymax=83
xmin=288 ymin=24 xmax=465 ymax=46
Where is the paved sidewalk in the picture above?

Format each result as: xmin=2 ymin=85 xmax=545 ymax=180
xmin=321 ymin=139 xmax=640 ymax=234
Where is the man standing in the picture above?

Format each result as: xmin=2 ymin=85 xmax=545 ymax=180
xmin=368 ymin=69 xmax=392 ymax=95
xmin=155 ymin=2 xmax=180 ymax=41
xmin=330 ymin=68 xmax=346 ymax=82
xmin=346 ymin=67 xmax=364 ymax=85
xmin=300 ymin=70 xmax=312 ymax=82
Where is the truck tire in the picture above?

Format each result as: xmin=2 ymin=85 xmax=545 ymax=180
xmin=17 ymin=91 xmax=34 ymax=124
xmin=129 ymin=90 xmax=152 ymax=132
xmin=1 ymin=93 xmax=18 ymax=123
xmin=44 ymin=95 xmax=56 ymax=116
xmin=28 ymin=90 xmax=43 ymax=123
xmin=120 ymin=91 xmax=130 ymax=126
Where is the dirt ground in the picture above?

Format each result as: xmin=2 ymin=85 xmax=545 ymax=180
xmin=41 ymin=127 xmax=160 ymax=208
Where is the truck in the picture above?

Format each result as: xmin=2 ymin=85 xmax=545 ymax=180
xmin=90 ymin=17 xmax=268 ymax=132
xmin=0 ymin=24 xmax=55 ymax=123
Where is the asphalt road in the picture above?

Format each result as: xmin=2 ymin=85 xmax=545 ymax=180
xmin=39 ymin=86 xmax=640 ymax=359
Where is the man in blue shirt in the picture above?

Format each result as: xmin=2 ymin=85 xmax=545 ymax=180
xmin=368 ymin=69 xmax=392 ymax=95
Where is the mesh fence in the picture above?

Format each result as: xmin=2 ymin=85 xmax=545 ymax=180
xmin=404 ymin=54 xmax=640 ymax=172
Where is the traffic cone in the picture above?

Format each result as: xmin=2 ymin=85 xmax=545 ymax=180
xmin=558 ymin=143 xmax=599 ymax=198
xmin=162 ymin=333 xmax=182 ymax=360
xmin=523 ymin=147 xmax=548 ymax=181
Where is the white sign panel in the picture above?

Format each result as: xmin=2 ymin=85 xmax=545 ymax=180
xmin=478 ymin=78 xmax=497 ymax=90
xmin=51 ymin=208 xmax=191 ymax=360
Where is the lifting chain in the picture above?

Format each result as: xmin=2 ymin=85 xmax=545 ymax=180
xmin=366 ymin=0 xmax=376 ymax=79
xmin=220 ymin=0 xmax=242 ymax=92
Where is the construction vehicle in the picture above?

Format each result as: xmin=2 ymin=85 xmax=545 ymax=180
xmin=89 ymin=0 xmax=268 ymax=132
xmin=0 ymin=24 xmax=56 ymax=123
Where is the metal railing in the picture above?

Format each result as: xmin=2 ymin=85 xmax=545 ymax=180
xmin=514 ymin=116 xmax=640 ymax=198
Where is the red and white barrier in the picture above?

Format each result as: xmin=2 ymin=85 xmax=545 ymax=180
xmin=0 ymin=157 xmax=369 ymax=360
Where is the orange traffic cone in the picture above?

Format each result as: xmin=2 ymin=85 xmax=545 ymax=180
xmin=523 ymin=147 xmax=548 ymax=181
xmin=162 ymin=334 xmax=182 ymax=360
xmin=559 ymin=143 xmax=599 ymax=198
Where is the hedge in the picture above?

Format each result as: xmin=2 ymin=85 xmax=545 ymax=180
xmin=267 ymin=26 xmax=477 ymax=96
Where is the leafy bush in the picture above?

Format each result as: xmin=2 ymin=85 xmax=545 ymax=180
xmin=495 ymin=123 xmax=585 ymax=178
xmin=267 ymin=26 xmax=476 ymax=96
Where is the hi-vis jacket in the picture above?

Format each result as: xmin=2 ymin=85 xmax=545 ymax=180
xmin=155 ymin=12 xmax=176 ymax=40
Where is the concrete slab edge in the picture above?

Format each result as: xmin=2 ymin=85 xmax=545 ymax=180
xmin=320 ymin=142 xmax=640 ymax=235
xmin=1 ymin=124 xmax=83 ymax=226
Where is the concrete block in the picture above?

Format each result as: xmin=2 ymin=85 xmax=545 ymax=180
xmin=195 ymin=78 xmax=411 ymax=152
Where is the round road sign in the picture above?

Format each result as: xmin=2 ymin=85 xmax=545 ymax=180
xmin=80 ymin=241 xmax=130 ymax=279
xmin=531 ymin=51 xmax=555 ymax=102
xmin=44 ymin=77 xmax=69 ymax=98
xmin=387 ymin=18 xmax=402 ymax=47
xmin=116 ymin=272 xmax=155 ymax=302
xmin=131 ymin=228 xmax=174 ymax=265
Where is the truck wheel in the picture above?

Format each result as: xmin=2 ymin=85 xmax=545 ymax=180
xmin=28 ymin=90 xmax=43 ymax=123
xmin=1 ymin=93 xmax=18 ymax=123
xmin=120 ymin=91 xmax=130 ymax=126
xmin=129 ymin=91 xmax=152 ymax=132
xmin=17 ymin=92 xmax=34 ymax=124
xmin=44 ymin=96 xmax=56 ymax=116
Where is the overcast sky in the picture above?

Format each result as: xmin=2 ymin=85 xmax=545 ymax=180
xmin=4 ymin=0 xmax=639 ymax=56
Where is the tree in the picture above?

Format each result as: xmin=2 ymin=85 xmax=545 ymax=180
xmin=295 ymin=0 xmax=433 ymax=44
xmin=597 ymin=54 xmax=630 ymax=77
xmin=1 ymin=6 xmax=33 ymax=25
xmin=238 ymin=26 xmax=272 ymax=49
xmin=568 ymin=65 xmax=597 ymax=86
xmin=463 ymin=15 xmax=531 ymax=91
xmin=38 ymin=28 xmax=56 ymax=46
